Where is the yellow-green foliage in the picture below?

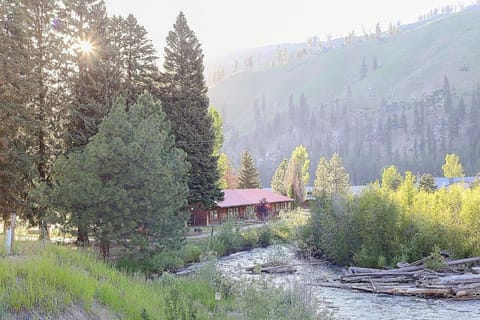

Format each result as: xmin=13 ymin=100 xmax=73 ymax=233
xmin=271 ymin=209 xmax=310 ymax=241
xmin=303 ymin=173 xmax=480 ymax=267
xmin=407 ymin=184 xmax=480 ymax=258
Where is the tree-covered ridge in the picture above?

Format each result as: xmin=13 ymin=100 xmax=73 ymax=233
xmin=226 ymin=78 xmax=480 ymax=185
xmin=211 ymin=7 xmax=480 ymax=184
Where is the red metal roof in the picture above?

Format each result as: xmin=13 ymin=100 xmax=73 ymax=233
xmin=216 ymin=189 xmax=293 ymax=208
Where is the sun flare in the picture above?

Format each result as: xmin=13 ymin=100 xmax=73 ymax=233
xmin=76 ymin=39 xmax=94 ymax=54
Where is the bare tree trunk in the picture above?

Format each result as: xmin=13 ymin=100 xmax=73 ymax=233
xmin=39 ymin=219 xmax=50 ymax=241
xmin=100 ymin=240 xmax=110 ymax=260
xmin=76 ymin=224 xmax=89 ymax=246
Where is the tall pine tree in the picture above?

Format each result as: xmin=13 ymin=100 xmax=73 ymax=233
xmin=51 ymin=95 xmax=189 ymax=258
xmin=63 ymin=0 xmax=113 ymax=152
xmin=23 ymin=0 xmax=68 ymax=238
xmin=159 ymin=12 xmax=222 ymax=208
xmin=237 ymin=150 xmax=261 ymax=189
xmin=0 ymin=0 xmax=34 ymax=222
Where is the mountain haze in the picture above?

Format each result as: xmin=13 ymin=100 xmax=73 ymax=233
xmin=209 ymin=6 xmax=480 ymax=185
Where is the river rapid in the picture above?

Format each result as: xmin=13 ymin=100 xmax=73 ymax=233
xmin=183 ymin=245 xmax=480 ymax=320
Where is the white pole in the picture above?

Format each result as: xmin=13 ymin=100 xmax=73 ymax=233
xmin=6 ymin=229 xmax=12 ymax=255
xmin=11 ymin=211 xmax=16 ymax=245
xmin=5 ymin=212 xmax=16 ymax=255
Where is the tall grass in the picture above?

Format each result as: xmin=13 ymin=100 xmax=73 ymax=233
xmin=0 ymin=240 xmax=326 ymax=319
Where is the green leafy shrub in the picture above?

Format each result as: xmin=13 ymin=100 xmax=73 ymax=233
xmin=425 ymin=245 xmax=447 ymax=270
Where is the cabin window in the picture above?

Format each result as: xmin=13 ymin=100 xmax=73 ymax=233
xmin=210 ymin=210 xmax=218 ymax=220
xmin=227 ymin=207 xmax=239 ymax=219
xmin=245 ymin=205 xmax=255 ymax=219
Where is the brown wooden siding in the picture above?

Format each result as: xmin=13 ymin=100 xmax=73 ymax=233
xmin=190 ymin=201 xmax=292 ymax=226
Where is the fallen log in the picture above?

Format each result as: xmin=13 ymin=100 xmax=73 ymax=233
xmin=419 ymin=274 xmax=480 ymax=286
xmin=472 ymin=267 xmax=480 ymax=274
xmin=245 ymin=264 xmax=297 ymax=274
xmin=446 ymin=256 xmax=480 ymax=266
xmin=341 ymin=271 xmax=418 ymax=281
xmin=388 ymin=287 xmax=453 ymax=297
xmin=325 ymin=255 xmax=480 ymax=299
xmin=261 ymin=265 xmax=297 ymax=274
xmin=346 ymin=266 xmax=382 ymax=274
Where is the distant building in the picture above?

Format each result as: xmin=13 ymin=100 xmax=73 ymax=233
xmin=190 ymin=189 xmax=293 ymax=226
xmin=433 ymin=177 xmax=476 ymax=189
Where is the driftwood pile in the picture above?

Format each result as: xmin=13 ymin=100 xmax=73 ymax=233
xmin=323 ymin=255 xmax=480 ymax=300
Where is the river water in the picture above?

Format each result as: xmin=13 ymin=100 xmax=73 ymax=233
xmin=183 ymin=245 xmax=480 ymax=320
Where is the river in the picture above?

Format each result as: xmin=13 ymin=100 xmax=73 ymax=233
xmin=182 ymin=245 xmax=480 ymax=320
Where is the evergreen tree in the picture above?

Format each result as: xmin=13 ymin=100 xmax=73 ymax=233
xmin=401 ymin=110 xmax=408 ymax=134
xmin=271 ymin=159 xmax=288 ymax=195
xmin=418 ymin=174 xmax=437 ymax=193
xmin=442 ymin=153 xmax=464 ymax=178
xmin=375 ymin=23 xmax=381 ymax=38
xmin=64 ymin=0 xmax=113 ymax=153
xmin=237 ymin=150 xmax=261 ymax=189
xmin=443 ymin=75 xmax=452 ymax=114
xmin=471 ymin=95 xmax=479 ymax=126
xmin=51 ymin=95 xmax=189 ymax=259
xmin=0 ymin=0 xmax=34 ymax=222
xmin=159 ymin=12 xmax=222 ymax=208
xmin=23 ymin=0 xmax=68 ymax=238
xmin=458 ymin=96 xmax=466 ymax=121
xmin=117 ymin=14 xmax=158 ymax=107
xmin=360 ymin=57 xmax=368 ymax=80
xmin=63 ymin=0 xmax=115 ymax=243
xmin=372 ymin=56 xmax=378 ymax=71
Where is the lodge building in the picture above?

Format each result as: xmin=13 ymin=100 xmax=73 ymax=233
xmin=190 ymin=189 xmax=293 ymax=226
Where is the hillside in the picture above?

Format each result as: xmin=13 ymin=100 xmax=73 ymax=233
xmin=209 ymin=7 xmax=480 ymax=184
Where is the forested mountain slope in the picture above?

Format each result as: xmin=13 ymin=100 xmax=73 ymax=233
xmin=209 ymin=7 xmax=480 ymax=184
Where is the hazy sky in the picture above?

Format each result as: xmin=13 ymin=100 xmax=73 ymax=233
xmin=104 ymin=0 xmax=466 ymax=59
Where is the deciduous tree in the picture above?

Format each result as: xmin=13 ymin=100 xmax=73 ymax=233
xmin=271 ymin=159 xmax=288 ymax=195
xmin=442 ymin=153 xmax=464 ymax=178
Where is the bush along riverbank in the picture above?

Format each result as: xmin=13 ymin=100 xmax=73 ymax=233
xmin=296 ymin=174 xmax=480 ymax=299
xmin=0 ymin=240 xmax=325 ymax=320
xmin=299 ymin=170 xmax=480 ymax=269
xmin=117 ymin=209 xmax=310 ymax=276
